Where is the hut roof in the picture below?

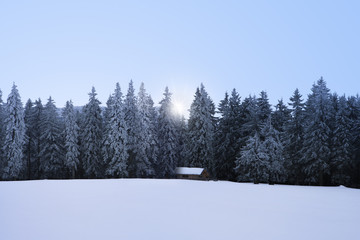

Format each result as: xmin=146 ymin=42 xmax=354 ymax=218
xmin=175 ymin=167 xmax=204 ymax=175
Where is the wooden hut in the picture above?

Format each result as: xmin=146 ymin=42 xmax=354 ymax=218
xmin=175 ymin=167 xmax=210 ymax=180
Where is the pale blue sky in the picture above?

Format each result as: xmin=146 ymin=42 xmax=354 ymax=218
xmin=1 ymin=0 xmax=359 ymax=115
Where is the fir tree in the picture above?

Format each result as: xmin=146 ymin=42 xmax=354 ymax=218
xmin=186 ymin=84 xmax=215 ymax=173
xmin=2 ymin=84 xmax=26 ymax=180
xmin=39 ymin=97 xmax=65 ymax=179
xmin=106 ymin=83 xmax=128 ymax=178
xmin=82 ymin=87 xmax=104 ymax=178
xmin=63 ymin=100 xmax=80 ymax=179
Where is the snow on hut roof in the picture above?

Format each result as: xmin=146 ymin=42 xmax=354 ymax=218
xmin=175 ymin=167 xmax=204 ymax=175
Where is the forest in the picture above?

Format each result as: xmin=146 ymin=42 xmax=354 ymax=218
xmin=1 ymin=77 xmax=359 ymax=187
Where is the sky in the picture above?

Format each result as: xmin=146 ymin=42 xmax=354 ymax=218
xmin=1 ymin=0 xmax=359 ymax=117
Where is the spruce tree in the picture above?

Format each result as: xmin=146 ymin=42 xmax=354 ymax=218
xmin=235 ymin=131 xmax=269 ymax=183
xmin=31 ymin=99 xmax=44 ymax=179
xmin=147 ymin=95 xmax=159 ymax=172
xmin=39 ymin=97 xmax=65 ymax=179
xmin=261 ymin=117 xmax=286 ymax=184
xmin=82 ymin=87 xmax=104 ymax=178
xmin=348 ymin=96 xmax=360 ymax=185
xmin=23 ymin=99 xmax=35 ymax=179
xmin=123 ymin=80 xmax=140 ymax=177
xmin=215 ymin=89 xmax=242 ymax=180
xmin=257 ymin=91 xmax=271 ymax=123
xmin=157 ymin=87 xmax=178 ymax=177
xmin=239 ymin=95 xmax=258 ymax=146
xmin=301 ymin=77 xmax=332 ymax=185
xmin=214 ymin=92 xmax=230 ymax=178
xmin=75 ymin=108 xmax=85 ymax=178
xmin=0 ymin=89 xmax=5 ymax=176
xmin=186 ymin=84 xmax=215 ymax=173
xmin=106 ymin=83 xmax=128 ymax=178
xmin=240 ymin=91 xmax=270 ymax=144
xmin=284 ymin=89 xmax=305 ymax=184
xmin=272 ymin=99 xmax=291 ymax=133
xmin=2 ymin=84 xmax=26 ymax=180
xmin=102 ymin=94 xmax=114 ymax=171
xmin=174 ymin=115 xmax=187 ymax=167
xmin=136 ymin=82 xmax=155 ymax=177
xmin=331 ymin=95 xmax=352 ymax=185
xmin=63 ymin=100 xmax=80 ymax=179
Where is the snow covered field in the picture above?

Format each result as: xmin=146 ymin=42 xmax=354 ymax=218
xmin=0 ymin=179 xmax=359 ymax=240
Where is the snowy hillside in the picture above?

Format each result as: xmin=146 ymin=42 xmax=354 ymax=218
xmin=0 ymin=179 xmax=359 ymax=240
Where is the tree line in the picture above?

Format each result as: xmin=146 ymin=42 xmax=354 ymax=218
xmin=1 ymin=78 xmax=360 ymax=187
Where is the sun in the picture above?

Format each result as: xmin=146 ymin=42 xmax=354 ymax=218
xmin=172 ymin=101 xmax=186 ymax=116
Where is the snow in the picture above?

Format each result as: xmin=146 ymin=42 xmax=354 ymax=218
xmin=0 ymin=179 xmax=359 ymax=240
xmin=175 ymin=167 xmax=204 ymax=175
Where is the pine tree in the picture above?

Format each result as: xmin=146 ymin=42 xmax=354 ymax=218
xmin=63 ymin=100 xmax=80 ymax=179
xmin=123 ymin=80 xmax=140 ymax=177
xmin=2 ymin=84 xmax=26 ymax=180
xmin=186 ymin=84 xmax=215 ymax=173
xmin=157 ymin=87 xmax=178 ymax=177
xmin=82 ymin=87 xmax=104 ymax=178
xmin=106 ymin=83 xmax=128 ymax=178
xmin=301 ymin=77 xmax=332 ymax=185
xmin=284 ymin=89 xmax=305 ymax=184
xmin=39 ymin=97 xmax=65 ymax=179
